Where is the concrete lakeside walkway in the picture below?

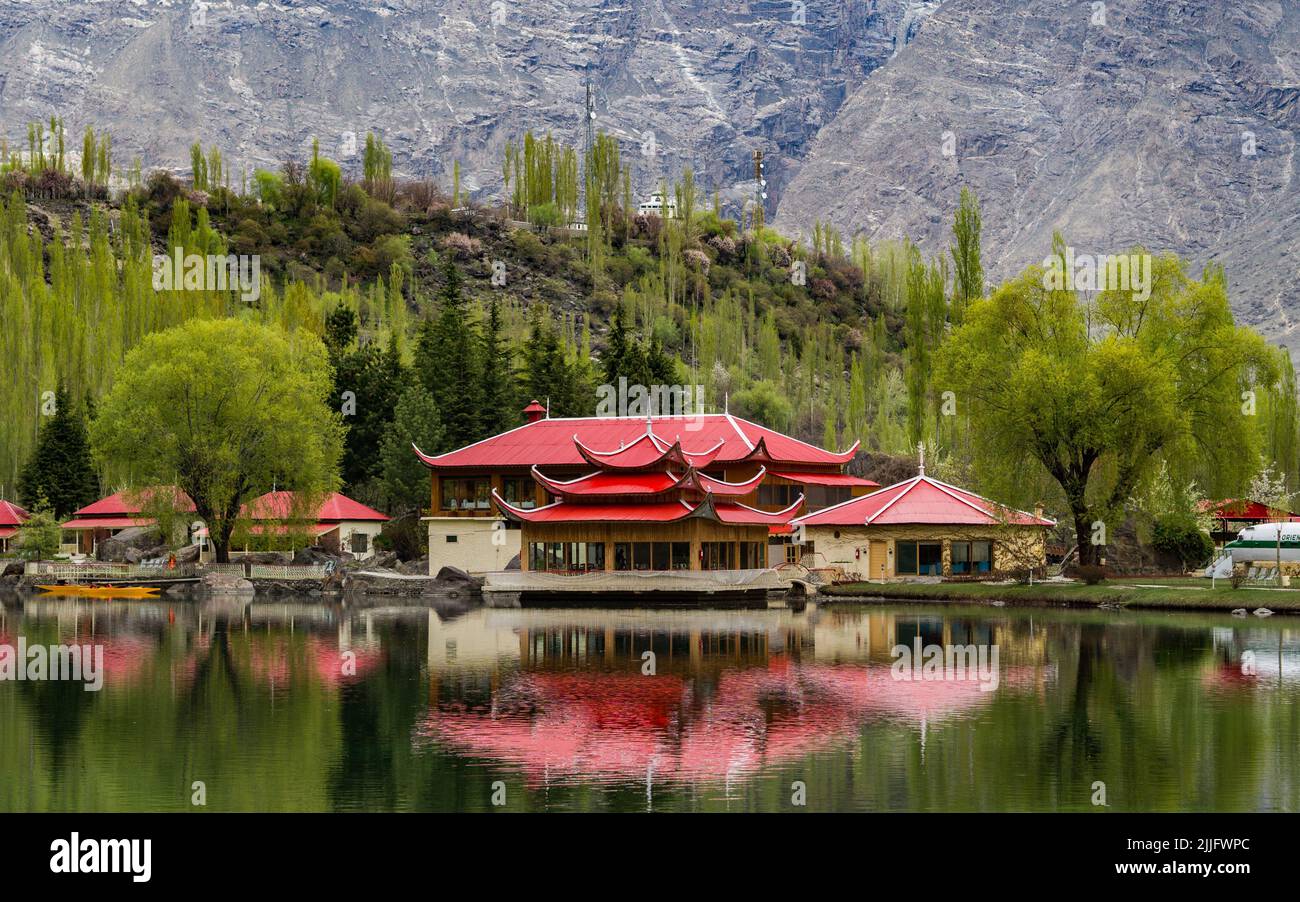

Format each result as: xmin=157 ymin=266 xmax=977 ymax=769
xmin=821 ymin=577 xmax=1300 ymax=613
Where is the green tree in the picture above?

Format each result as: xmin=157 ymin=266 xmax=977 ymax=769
xmin=18 ymin=384 xmax=99 ymax=519
xmin=937 ymin=237 xmax=1275 ymax=566
xmin=15 ymin=504 xmax=62 ymax=561
xmin=381 ymin=383 xmax=445 ymax=513
xmin=950 ymin=186 xmax=984 ymax=318
xmin=479 ymin=298 xmax=516 ymax=435
xmin=89 ymin=319 xmax=343 ymax=563
xmin=414 ymin=261 xmax=481 ymax=446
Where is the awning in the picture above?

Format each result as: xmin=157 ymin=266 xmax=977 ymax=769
xmin=773 ymin=472 xmax=879 ymax=487
xmin=60 ymin=517 xmax=154 ymax=530
xmin=242 ymin=523 xmax=339 ymax=537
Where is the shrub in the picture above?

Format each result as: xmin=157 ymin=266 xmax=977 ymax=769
xmin=1074 ymin=564 xmax=1108 ymax=585
xmin=441 ymin=231 xmax=482 ymax=260
xmin=1151 ymin=517 xmax=1214 ymax=570
xmin=683 ymin=248 xmax=710 ymax=273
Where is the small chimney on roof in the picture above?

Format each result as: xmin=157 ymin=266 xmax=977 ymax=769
xmin=523 ymin=399 xmax=547 ymax=424
xmin=1034 ymin=503 xmax=1044 ymax=521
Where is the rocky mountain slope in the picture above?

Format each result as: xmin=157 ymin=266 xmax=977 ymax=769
xmin=0 ymin=0 xmax=934 ymax=211
xmin=2 ymin=0 xmax=1296 ymax=348
xmin=774 ymin=0 xmax=1300 ymax=350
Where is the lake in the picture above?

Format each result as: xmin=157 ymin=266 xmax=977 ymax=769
xmin=2 ymin=594 xmax=1298 ymax=812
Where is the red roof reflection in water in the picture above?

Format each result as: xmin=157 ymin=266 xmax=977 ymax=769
xmin=417 ymin=661 xmax=1044 ymax=787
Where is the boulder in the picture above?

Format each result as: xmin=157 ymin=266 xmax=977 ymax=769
xmin=293 ymin=545 xmax=343 ymax=567
xmin=97 ymin=526 xmax=163 ymax=562
xmin=395 ymin=556 xmax=429 ymax=575
xmin=202 ymin=570 xmax=254 ymax=596
xmin=2 ymin=560 xmax=25 ymax=578
xmin=433 ymin=565 xmax=478 ymax=591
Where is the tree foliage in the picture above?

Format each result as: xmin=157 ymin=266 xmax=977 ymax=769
xmin=89 ymin=318 xmax=343 ymax=562
xmin=937 ymin=235 xmax=1276 ymax=564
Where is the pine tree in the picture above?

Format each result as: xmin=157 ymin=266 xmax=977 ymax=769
xmin=17 ymin=385 xmax=99 ymax=519
xmin=381 ymin=383 xmax=445 ymax=513
xmin=479 ymin=298 xmax=516 ymax=435
xmin=414 ymin=261 xmax=481 ymax=446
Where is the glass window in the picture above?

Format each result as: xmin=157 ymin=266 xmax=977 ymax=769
xmin=632 ymin=542 xmax=652 ymax=570
xmin=350 ymin=532 xmax=369 ymax=554
xmin=614 ymin=543 xmax=631 ymax=571
xmin=441 ymin=478 xmax=491 ymax=511
xmin=951 ymin=541 xmax=970 ymax=574
xmin=897 ymin=541 xmax=918 ymax=575
xmin=671 ymin=542 xmax=691 ymax=570
xmin=501 ymin=477 xmax=535 ymax=508
xmin=651 ymin=542 xmax=671 ymax=570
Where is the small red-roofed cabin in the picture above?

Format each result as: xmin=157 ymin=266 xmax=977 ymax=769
xmin=413 ymin=403 xmax=877 ymax=575
xmin=0 ymin=499 xmax=29 ymax=554
xmin=218 ymin=491 xmax=390 ymax=560
xmin=60 ymin=487 xmax=196 ymax=557
xmin=790 ymin=465 xmax=1055 ymax=581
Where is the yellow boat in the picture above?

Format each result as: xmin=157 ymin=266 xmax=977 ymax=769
xmin=37 ymin=585 xmax=161 ymax=599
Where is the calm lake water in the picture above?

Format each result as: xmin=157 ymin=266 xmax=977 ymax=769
xmin=2 ymin=594 xmax=1298 ymax=812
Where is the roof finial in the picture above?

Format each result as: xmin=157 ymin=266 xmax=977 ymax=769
xmin=917 ymin=442 xmax=926 ymax=477
xmin=545 ymin=396 xmax=550 ymax=419
xmin=724 ymin=392 xmax=729 ymax=414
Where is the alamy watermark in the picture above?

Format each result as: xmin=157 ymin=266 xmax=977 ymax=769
xmin=891 ymin=638 xmax=1000 ymax=692
xmin=596 ymin=378 xmax=706 ymax=422
xmin=152 ymin=249 xmax=261 ymax=303
xmin=0 ymin=638 xmax=105 ymax=691
xmin=1042 ymin=247 xmax=1152 ymax=301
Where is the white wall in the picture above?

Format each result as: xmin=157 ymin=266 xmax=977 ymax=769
xmin=426 ymin=517 xmax=520 ymax=575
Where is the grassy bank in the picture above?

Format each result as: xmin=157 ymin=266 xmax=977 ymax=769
xmin=821 ymin=577 xmax=1300 ymax=612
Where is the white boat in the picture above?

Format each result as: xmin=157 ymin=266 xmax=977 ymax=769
xmin=1206 ymin=522 xmax=1300 ymax=577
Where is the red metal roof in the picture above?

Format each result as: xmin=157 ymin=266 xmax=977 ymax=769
xmin=243 ymin=523 xmax=340 ymax=537
xmin=0 ymin=527 xmax=19 ymax=540
xmin=0 ymin=499 xmax=29 ymax=528
xmin=711 ymin=497 xmax=805 ymax=525
xmin=70 ymin=487 xmax=196 ymax=518
xmin=772 ymin=471 xmax=879 ymax=487
xmin=793 ymin=475 xmax=1054 ymax=528
xmin=493 ymin=495 xmax=698 ymax=524
xmin=415 ymin=414 xmax=858 ymax=470
xmin=493 ymin=491 xmax=802 ymax=526
xmin=531 ymin=468 xmax=681 ymax=497
xmin=575 ymin=431 xmax=725 ymax=470
xmin=60 ymin=517 xmax=155 ymax=530
xmin=1198 ymin=499 xmax=1300 ymax=521
xmin=242 ymin=491 xmax=389 ymax=522
xmin=531 ymin=465 xmax=766 ymax=499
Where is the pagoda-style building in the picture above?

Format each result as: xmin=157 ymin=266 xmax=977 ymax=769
xmin=492 ymin=427 xmax=804 ymax=572
xmin=414 ymin=402 xmax=878 ymax=576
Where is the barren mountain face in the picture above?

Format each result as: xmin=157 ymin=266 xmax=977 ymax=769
xmin=774 ymin=0 xmax=1300 ymax=350
xmin=2 ymin=1 xmax=1295 ymax=348
xmin=0 ymin=0 xmax=933 ymax=209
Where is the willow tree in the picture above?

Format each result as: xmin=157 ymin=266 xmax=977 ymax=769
xmin=90 ymin=319 xmax=343 ymax=563
xmin=937 ymin=237 xmax=1275 ymax=566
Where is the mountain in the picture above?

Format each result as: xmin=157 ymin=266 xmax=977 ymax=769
xmin=773 ymin=0 xmax=1300 ymax=350
xmin=0 ymin=0 xmax=937 ymax=211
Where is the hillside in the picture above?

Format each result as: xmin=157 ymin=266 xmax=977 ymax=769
xmin=774 ymin=0 xmax=1300 ymax=351
xmin=0 ymin=0 xmax=936 ymax=214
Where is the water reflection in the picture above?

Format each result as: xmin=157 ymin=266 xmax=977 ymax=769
xmin=2 ymin=595 xmax=1299 ymax=812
